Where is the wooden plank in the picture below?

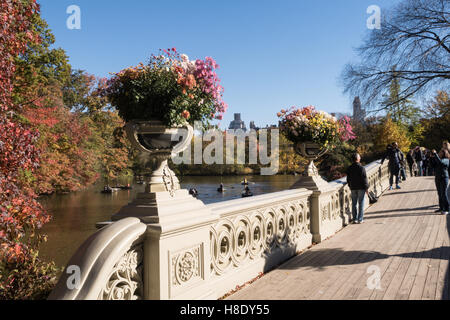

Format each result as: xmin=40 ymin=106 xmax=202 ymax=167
xmin=369 ymin=178 xmax=436 ymax=300
xmin=421 ymin=213 xmax=447 ymax=300
xmin=326 ymin=209 xmax=408 ymax=300
xmin=375 ymin=188 xmax=437 ymax=300
xmin=383 ymin=214 xmax=438 ymax=300
xmin=347 ymin=204 xmax=424 ymax=300
xmin=355 ymin=181 xmax=427 ymax=300
xmin=309 ymin=185 xmax=411 ymax=300
xmin=392 ymin=183 xmax=439 ymax=300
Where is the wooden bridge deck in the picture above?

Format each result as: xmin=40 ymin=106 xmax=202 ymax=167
xmin=227 ymin=176 xmax=450 ymax=300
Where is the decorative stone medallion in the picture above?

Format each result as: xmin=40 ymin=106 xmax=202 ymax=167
xmin=171 ymin=245 xmax=202 ymax=287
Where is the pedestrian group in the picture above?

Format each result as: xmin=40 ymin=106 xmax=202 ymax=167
xmin=346 ymin=141 xmax=450 ymax=224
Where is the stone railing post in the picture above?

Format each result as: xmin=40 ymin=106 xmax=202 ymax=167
xmin=291 ymin=160 xmax=390 ymax=244
xmin=112 ymin=190 xmax=218 ymax=300
xmin=291 ymin=174 xmax=340 ymax=243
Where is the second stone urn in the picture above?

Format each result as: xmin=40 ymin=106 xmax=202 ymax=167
xmin=294 ymin=142 xmax=328 ymax=177
xmin=291 ymin=142 xmax=329 ymax=190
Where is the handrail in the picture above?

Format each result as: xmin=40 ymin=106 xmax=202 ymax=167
xmin=207 ymin=188 xmax=313 ymax=216
xmin=48 ymin=217 xmax=146 ymax=300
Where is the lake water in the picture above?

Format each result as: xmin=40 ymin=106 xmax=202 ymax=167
xmin=39 ymin=175 xmax=298 ymax=268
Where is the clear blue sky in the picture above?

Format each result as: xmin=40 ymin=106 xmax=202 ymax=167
xmin=38 ymin=0 xmax=397 ymax=128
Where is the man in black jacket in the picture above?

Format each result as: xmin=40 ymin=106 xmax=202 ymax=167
xmin=381 ymin=142 xmax=402 ymax=190
xmin=346 ymin=153 xmax=369 ymax=224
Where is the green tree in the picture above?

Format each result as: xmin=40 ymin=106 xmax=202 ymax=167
xmin=381 ymin=68 xmax=421 ymax=127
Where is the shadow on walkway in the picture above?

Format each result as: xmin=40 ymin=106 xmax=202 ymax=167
xmin=275 ymin=247 xmax=450 ymax=270
xmin=366 ymin=205 xmax=438 ymax=216
xmin=381 ymin=189 xmax=436 ymax=196
xmin=365 ymin=212 xmax=442 ymax=220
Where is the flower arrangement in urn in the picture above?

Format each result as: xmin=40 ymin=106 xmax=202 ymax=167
xmin=278 ymin=106 xmax=356 ymax=183
xmin=104 ymin=48 xmax=228 ymax=127
xmin=102 ymin=49 xmax=228 ymax=195
xmin=278 ymin=106 xmax=356 ymax=149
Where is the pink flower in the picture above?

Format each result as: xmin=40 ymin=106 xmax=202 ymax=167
xmin=181 ymin=110 xmax=190 ymax=120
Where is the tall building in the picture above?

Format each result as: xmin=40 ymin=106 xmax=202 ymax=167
xmin=352 ymin=96 xmax=366 ymax=122
xmin=249 ymin=121 xmax=259 ymax=131
xmin=228 ymin=113 xmax=247 ymax=131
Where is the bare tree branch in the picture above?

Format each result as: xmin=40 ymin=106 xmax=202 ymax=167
xmin=341 ymin=0 xmax=450 ymax=110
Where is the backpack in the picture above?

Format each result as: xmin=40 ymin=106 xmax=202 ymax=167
xmin=368 ymin=191 xmax=378 ymax=204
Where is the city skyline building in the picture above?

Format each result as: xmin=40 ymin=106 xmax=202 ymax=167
xmin=352 ymin=96 xmax=366 ymax=122
xmin=228 ymin=113 xmax=247 ymax=131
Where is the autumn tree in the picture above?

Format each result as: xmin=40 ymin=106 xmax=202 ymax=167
xmin=0 ymin=0 xmax=57 ymax=300
xmin=420 ymin=90 xmax=450 ymax=149
xmin=75 ymin=75 xmax=133 ymax=185
xmin=10 ymin=13 xmax=103 ymax=194
xmin=12 ymin=14 xmax=133 ymax=194
xmin=279 ymin=134 xmax=303 ymax=174
xmin=373 ymin=117 xmax=412 ymax=155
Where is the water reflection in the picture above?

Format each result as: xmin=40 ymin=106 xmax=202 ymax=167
xmin=39 ymin=175 xmax=298 ymax=267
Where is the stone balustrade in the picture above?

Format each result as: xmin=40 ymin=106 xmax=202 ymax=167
xmin=48 ymin=160 xmax=390 ymax=300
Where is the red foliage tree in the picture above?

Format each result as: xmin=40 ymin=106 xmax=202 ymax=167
xmin=0 ymin=0 xmax=56 ymax=300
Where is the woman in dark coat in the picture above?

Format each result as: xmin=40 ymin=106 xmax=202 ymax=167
xmin=431 ymin=148 xmax=450 ymax=215
xmin=406 ymin=150 xmax=415 ymax=177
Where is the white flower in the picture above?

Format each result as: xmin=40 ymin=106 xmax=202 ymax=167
xmin=181 ymin=60 xmax=196 ymax=74
xmin=181 ymin=54 xmax=189 ymax=62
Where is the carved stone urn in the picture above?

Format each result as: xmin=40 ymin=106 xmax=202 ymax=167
xmin=291 ymin=142 xmax=329 ymax=190
xmin=294 ymin=142 xmax=328 ymax=177
xmin=112 ymin=119 xmax=213 ymax=224
xmin=124 ymin=120 xmax=193 ymax=195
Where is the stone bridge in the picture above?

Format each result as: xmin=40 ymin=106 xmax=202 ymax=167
xmin=48 ymin=160 xmax=450 ymax=300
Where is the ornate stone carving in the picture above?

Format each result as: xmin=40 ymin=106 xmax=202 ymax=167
xmin=98 ymin=244 xmax=143 ymax=300
xmin=210 ymin=200 xmax=310 ymax=276
xmin=321 ymin=202 xmax=330 ymax=222
xmin=331 ymin=192 xmax=340 ymax=219
xmin=171 ymin=245 xmax=201 ymax=286
xmin=162 ymin=164 xmax=177 ymax=197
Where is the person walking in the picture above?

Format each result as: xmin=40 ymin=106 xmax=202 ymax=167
xmin=398 ymin=149 xmax=407 ymax=182
xmin=444 ymin=141 xmax=450 ymax=201
xmin=428 ymin=150 xmax=436 ymax=176
xmin=424 ymin=150 xmax=435 ymax=176
xmin=414 ymin=147 xmax=425 ymax=176
xmin=431 ymin=148 xmax=449 ymax=215
xmin=406 ymin=150 xmax=415 ymax=177
xmin=346 ymin=153 xmax=369 ymax=224
xmin=381 ymin=142 xmax=402 ymax=190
